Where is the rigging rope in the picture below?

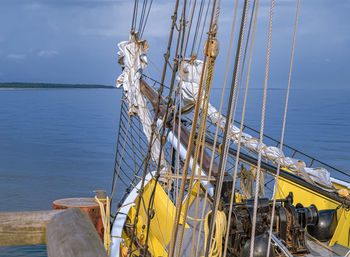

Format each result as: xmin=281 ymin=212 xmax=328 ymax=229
xmin=180 ymin=9 xmax=223 ymax=255
xmin=194 ymin=0 xmax=239 ymax=255
xmin=223 ymin=0 xmax=259 ymax=255
xmin=127 ymin=0 xmax=181 ymax=254
xmin=111 ymin=113 xmax=131 ymax=202
xmin=205 ymin=1 xmax=250 ymax=256
xmin=143 ymin=1 xmax=189 ymax=255
xmin=168 ymin=2 xmax=219 ymax=257
xmin=196 ymin=0 xmax=212 ymax=55
xmin=266 ymin=0 xmax=300 ymax=256
xmin=174 ymin=14 xmax=209 ymax=250
xmin=138 ymin=0 xmax=147 ymax=33
xmin=177 ymin=0 xmax=223 ymax=254
xmin=183 ymin=0 xmax=197 ymax=56
xmin=131 ymin=0 xmax=139 ymax=31
xmin=249 ymin=0 xmax=274 ymax=256
xmin=140 ymin=0 xmax=154 ymax=38
xmin=190 ymin=0 xmax=206 ymax=55
xmin=130 ymin=0 xmax=153 ymax=38
xmin=232 ymin=0 xmax=257 ymax=127
xmin=179 ymin=55 xmax=215 ymax=257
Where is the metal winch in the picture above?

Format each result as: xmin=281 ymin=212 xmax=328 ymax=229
xmin=223 ymin=192 xmax=320 ymax=257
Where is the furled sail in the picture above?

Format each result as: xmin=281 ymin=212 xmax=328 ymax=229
xmin=177 ymin=59 xmax=335 ymax=191
xmin=116 ymin=32 xmax=167 ymax=170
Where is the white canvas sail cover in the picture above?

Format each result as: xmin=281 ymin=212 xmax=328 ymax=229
xmin=177 ymin=59 xmax=335 ymax=191
xmin=116 ymin=33 xmax=167 ymax=170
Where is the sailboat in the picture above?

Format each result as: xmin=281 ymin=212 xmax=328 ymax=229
xmin=109 ymin=0 xmax=350 ymax=256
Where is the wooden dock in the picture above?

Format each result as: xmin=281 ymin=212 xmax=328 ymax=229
xmin=0 ymin=207 xmax=108 ymax=257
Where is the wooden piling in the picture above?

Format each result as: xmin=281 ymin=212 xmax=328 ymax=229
xmin=46 ymin=207 xmax=108 ymax=257
xmin=53 ymin=197 xmax=105 ymax=240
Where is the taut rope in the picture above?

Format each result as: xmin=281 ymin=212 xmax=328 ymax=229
xmin=249 ymin=0 xmax=274 ymax=256
xmin=266 ymin=0 xmax=300 ymax=256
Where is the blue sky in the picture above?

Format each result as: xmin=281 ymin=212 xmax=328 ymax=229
xmin=0 ymin=0 xmax=349 ymax=89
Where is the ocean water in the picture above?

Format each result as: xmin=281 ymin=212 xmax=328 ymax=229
xmin=0 ymin=87 xmax=349 ymax=256
xmin=0 ymin=89 xmax=121 ymax=257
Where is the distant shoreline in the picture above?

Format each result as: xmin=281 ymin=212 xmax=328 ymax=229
xmin=0 ymin=82 xmax=115 ymax=89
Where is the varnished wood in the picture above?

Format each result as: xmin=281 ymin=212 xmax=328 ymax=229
xmin=0 ymin=210 xmax=63 ymax=246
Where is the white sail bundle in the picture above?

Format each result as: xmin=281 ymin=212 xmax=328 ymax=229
xmin=116 ymin=33 xmax=167 ymax=170
xmin=177 ymin=59 xmax=335 ymax=191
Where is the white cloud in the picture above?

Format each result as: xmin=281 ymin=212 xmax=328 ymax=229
xmin=6 ymin=54 xmax=26 ymax=60
xmin=37 ymin=50 xmax=59 ymax=57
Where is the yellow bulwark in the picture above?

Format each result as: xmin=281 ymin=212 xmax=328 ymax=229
xmin=276 ymin=172 xmax=350 ymax=249
xmin=122 ymin=179 xmax=188 ymax=257
xmin=330 ymin=208 xmax=350 ymax=248
xmin=276 ymin=177 xmax=339 ymax=210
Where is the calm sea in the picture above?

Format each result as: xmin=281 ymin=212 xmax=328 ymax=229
xmin=0 ymin=87 xmax=349 ymax=256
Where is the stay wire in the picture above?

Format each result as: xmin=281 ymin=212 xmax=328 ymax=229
xmin=168 ymin=1 xmax=218 ymax=256
xmin=131 ymin=0 xmax=138 ymax=30
xmin=266 ymin=0 xmax=300 ymax=256
xmin=174 ymin=0 xmax=195 ymax=214
xmin=249 ymin=0 xmax=274 ymax=256
xmin=138 ymin=0 xmax=148 ymax=33
xmin=178 ymin=0 xmax=223 ymax=242
xmin=142 ymin=1 xmax=188 ymax=255
xmin=205 ymin=1 xmax=250 ymax=256
xmin=232 ymin=0 xmax=257 ymax=127
xmin=223 ymin=0 xmax=259 ymax=255
xmin=196 ymin=0 xmax=211 ymax=56
xmin=126 ymin=0 xmax=181 ymax=254
xmin=178 ymin=60 xmax=212 ymax=257
xmin=110 ymin=100 xmax=131 ymax=205
xmin=183 ymin=0 xmax=197 ymax=56
xmin=140 ymin=0 xmax=153 ymax=38
xmin=190 ymin=0 xmax=205 ymax=55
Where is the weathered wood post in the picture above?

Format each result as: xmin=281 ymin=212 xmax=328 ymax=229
xmin=53 ymin=196 xmax=106 ymax=240
xmin=46 ymin=207 xmax=108 ymax=257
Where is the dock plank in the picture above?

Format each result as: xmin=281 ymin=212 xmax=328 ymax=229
xmin=0 ymin=210 xmax=63 ymax=246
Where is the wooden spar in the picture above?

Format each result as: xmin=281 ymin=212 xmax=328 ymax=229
xmin=140 ymin=78 xmax=220 ymax=176
xmin=140 ymin=78 xmax=167 ymax=115
xmin=46 ymin=208 xmax=108 ymax=257
xmin=0 ymin=210 xmax=64 ymax=246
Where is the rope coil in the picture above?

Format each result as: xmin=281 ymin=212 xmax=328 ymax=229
xmin=204 ymin=210 xmax=227 ymax=257
xmin=95 ymin=196 xmax=111 ymax=256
